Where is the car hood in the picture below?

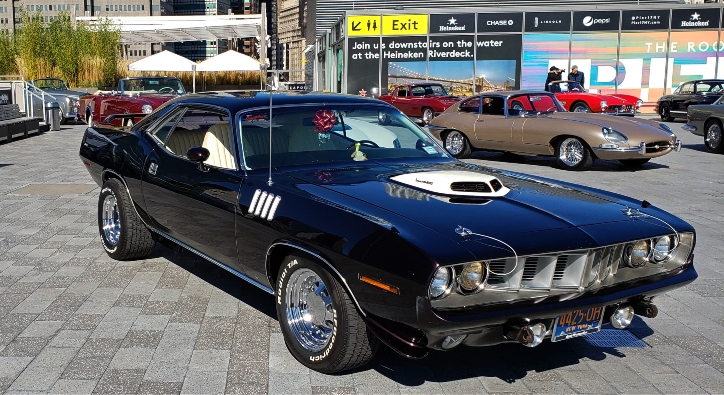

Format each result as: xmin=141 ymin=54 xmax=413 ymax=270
xmin=546 ymin=112 xmax=673 ymax=136
xmin=284 ymin=161 xmax=681 ymax=259
xmin=41 ymin=89 xmax=89 ymax=98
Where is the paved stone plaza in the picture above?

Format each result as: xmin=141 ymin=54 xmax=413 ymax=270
xmin=1 ymin=120 xmax=723 ymax=394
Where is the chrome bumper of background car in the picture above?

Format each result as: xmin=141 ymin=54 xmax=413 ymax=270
xmin=682 ymin=124 xmax=697 ymax=133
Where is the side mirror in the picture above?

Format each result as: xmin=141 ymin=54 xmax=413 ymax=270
xmin=186 ymin=146 xmax=210 ymax=162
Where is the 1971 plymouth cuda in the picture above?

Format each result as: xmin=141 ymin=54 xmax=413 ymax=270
xmin=29 ymin=78 xmax=89 ymax=124
xmin=548 ymin=81 xmax=643 ymax=115
xmin=79 ymin=76 xmax=186 ymax=128
xmin=429 ymin=91 xmax=681 ymax=170
xmin=79 ymin=92 xmax=697 ymax=373
xmin=682 ymin=95 xmax=724 ymax=154
xmin=378 ymin=83 xmax=460 ymax=124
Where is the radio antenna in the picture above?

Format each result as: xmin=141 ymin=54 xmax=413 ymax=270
xmin=267 ymin=81 xmax=274 ymax=186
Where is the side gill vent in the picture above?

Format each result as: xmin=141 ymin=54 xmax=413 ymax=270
xmin=490 ymin=179 xmax=503 ymax=192
xmin=248 ymin=189 xmax=281 ymax=221
xmin=450 ymin=182 xmax=493 ymax=193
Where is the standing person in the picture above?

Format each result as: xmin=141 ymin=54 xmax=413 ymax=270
xmin=569 ymin=65 xmax=585 ymax=91
xmin=545 ymin=66 xmax=562 ymax=92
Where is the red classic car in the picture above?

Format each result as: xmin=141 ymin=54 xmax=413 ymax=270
xmin=80 ymin=77 xmax=186 ymax=128
xmin=378 ymin=83 xmax=460 ymax=124
xmin=547 ymin=81 xmax=643 ymax=116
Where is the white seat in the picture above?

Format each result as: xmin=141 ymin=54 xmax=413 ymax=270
xmin=202 ymin=123 xmax=236 ymax=169
xmin=165 ymin=129 xmax=206 ymax=155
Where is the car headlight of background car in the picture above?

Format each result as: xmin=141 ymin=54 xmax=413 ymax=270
xmin=430 ymin=232 xmax=694 ymax=308
xmin=602 ymin=127 xmax=628 ymax=147
xmin=142 ymin=104 xmax=153 ymax=114
xmin=600 ymin=100 xmax=608 ymax=109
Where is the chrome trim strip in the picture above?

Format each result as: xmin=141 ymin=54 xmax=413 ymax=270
xmin=591 ymin=146 xmax=641 ymax=153
xmin=150 ymin=227 xmax=274 ymax=294
xmin=266 ymin=241 xmax=366 ymax=316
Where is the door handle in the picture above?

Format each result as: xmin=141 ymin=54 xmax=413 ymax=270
xmin=476 ymin=119 xmax=485 ymax=122
xmin=148 ymin=162 xmax=158 ymax=176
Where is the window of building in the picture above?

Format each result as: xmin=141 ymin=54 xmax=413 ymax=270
xmin=143 ymin=50 xmax=147 ymax=56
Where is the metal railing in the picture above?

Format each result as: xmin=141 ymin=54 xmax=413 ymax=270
xmin=0 ymin=75 xmax=56 ymax=123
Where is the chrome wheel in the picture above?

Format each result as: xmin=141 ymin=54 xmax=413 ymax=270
xmin=706 ymin=123 xmax=722 ymax=150
xmin=422 ymin=108 xmax=434 ymax=124
xmin=101 ymin=194 xmax=120 ymax=247
xmin=572 ymin=104 xmax=589 ymax=112
xmin=445 ymin=131 xmax=465 ymax=156
xmin=285 ymin=268 xmax=334 ymax=353
xmin=558 ymin=137 xmax=585 ymax=167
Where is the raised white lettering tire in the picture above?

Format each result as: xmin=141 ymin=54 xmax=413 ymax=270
xmin=98 ymin=178 xmax=156 ymax=260
xmin=276 ymin=255 xmax=379 ymax=373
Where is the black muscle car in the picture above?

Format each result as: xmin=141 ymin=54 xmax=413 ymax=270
xmin=656 ymin=79 xmax=724 ymax=121
xmin=683 ymin=95 xmax=724 ymax=154
xmin=79 ymin=92 xmax=697 ymax=373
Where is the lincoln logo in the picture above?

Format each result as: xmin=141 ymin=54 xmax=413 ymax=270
xmin=415 ymin=178 xmax=433 ymax=185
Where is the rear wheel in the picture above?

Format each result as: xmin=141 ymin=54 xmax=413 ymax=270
xmin=619 ymin=158 xmax=651 ymax=166
xmin=555 ymin=137 xmax=594 ymax=170
xmin=98 ymin=178 xmax=155 ymax=260
xmin=660 ymin=103 xmax=674 ymax=122
xmin=443 ymin=130 xmax=472 ymax=158
xmin=276 ymin=255 xmax=379 ymax=373
xmin=571 ymin=102 xmax=591 ymax=113
xmin=704 ymin=120 xmax=724 ymax=154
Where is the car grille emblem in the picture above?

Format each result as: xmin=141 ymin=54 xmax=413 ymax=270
xmin=249 ymin=189 xmax=281 ymax=221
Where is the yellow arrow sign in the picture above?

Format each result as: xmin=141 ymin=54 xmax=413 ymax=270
xmin=348 ymin=16 xmax=381 ymax=37
xmin=382 ymin=14 xmax=428 ymax=36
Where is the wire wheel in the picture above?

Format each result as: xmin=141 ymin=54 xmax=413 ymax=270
xmin=284 ymin=268 xmax=335 ymax=353
xmin=444 ymin=130 xmax=470 ymax=158
xmin=101 ymin=194 xmax=121 ymax=247
xmin=558 ymin=137 xmax=587 ymax=168
xmin=422 ymin=108 xmax=434 ymax=124
xmin=706 ymin=121 xmax=723 ymax=153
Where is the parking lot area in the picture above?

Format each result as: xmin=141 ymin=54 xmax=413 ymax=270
xmin=1 ymin=118 xmax=723 ymax=394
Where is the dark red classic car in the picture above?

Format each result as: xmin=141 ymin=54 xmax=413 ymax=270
xmin=378 ymin=83 xmax=460 ymax=124
xmin=80 ymin=77 xmax=186 ymax=128
xmin=548 ymin=81 xmax=643 ymax=116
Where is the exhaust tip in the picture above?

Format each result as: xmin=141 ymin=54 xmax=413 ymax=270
xmin=506 ymin=323 xmax=546 ymax=347
xmin=611 ymin=305 xmax=635 ymax=329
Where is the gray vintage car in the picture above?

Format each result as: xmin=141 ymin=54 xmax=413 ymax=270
xmin=683 ymin=95 xmax=724 ymax=154
xmin=29 ymin=78 xmax=88 ymax=124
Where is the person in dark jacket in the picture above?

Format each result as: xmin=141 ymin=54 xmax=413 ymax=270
xmin=545 ymin=66 xmax=563 ymax=92
xmin=568 ymin=65 xmax=585 ymax=91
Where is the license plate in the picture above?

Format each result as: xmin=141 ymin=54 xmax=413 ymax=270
xmin=551 ymin=306 xmax=605 ymax=342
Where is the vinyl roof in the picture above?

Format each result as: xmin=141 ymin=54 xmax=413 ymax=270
xmin=76 ymin=15 xmax=263 ymax=44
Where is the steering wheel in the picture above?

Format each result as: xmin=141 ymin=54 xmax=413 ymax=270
xmin=346 ymin=140 xmax=380 ymax=149
xmin=158 ymin=87 xmax=175 ymax=94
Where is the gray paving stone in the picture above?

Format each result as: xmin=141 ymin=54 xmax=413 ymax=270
xmin=49 ymin=379 xmax=98 ymax=394
xmin=268 ymin=372 xmax=311 ymax=395
xmin=0 ymin=356 xmax=33 ymax=379
xmin=49 ymin=329 xmax=92 ymax=349
xmin=181 ymin=370 xmax=227 ymax=395
xmin=108 ymin=347 xmax=155 ymax=370
xmin=92 ymin=368 xmax=144 ymax=394
xmin=137 ymin=380 xmax=184 ymax=395
xmin=17 ymin=320 xmax=63 ymax=338
xmin=120 ymin=330 xmax=164 ymax=349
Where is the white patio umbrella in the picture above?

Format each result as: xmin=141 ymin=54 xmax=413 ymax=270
xmin=196 ymin=50 xmax=263 ymax=89
xmin=128 ymin=50 xmax=198 ymax=92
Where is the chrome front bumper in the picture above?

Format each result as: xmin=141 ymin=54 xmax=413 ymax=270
xmin=592 ymin=140 xmax=682 ymax=155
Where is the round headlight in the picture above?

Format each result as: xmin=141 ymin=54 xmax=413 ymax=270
xmin=429 ymin=267 xmax=452 ymax=299
xmin=624 ymin=240 xmax=651 ymax=268
xmin=142 ymin=104 xmax=153 ymax=114
xmin=602 ymin=127 xmax=628 ymax=143
xmin=653 ymin=236 xmax=674 ymax=262
xmin=600 ymin=100 xmax=608 ymax=109
xmin=636 ymin=99 xmax=644 ymax=108
xmin=458 ymin=262 xmax=485 ymax=292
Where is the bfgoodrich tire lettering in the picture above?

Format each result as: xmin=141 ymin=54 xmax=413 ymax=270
xmin=276 ymin=255 xmax=379 ymax=373
xmin=98 ymin=178 xmax=155 ymax=260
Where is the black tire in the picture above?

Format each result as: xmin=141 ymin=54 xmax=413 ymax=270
xmin=443 ymin=130 xmax=472 ymax=159
xmin=422 ymin=107 xmax=434 ymax=125
xmin=619 ymin=158 xmax=651 ymax=166
xmin=98 ymin=178 xmax=155 ymax=260
xmin=570 ymin=102 xmax=591 ymax=113
xmin=276 ymin=255 xmax=379 ymax=373
xmin=660 ymin=103 xmax=674 ymax=122
xmin=704 ymin=120 xmax=724 ymax=154
xmin=555 ymin=137 xmax=594 ymax=170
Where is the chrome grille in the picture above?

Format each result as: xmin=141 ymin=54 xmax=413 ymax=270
xmin=646 ymin=141 xmax=673 ymax=153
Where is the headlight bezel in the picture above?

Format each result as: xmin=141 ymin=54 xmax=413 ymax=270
xmin=600 ymin=100 xmax=608 ymax=109
xmin=624 ymin=239 xmax=651 ymax=268
xmin=602 ymin=127 xmax=628 ymax=144
xmin=141 ymin=104 xmax=153 ymax=114
xmin=652 ymin=235 xmax=675 ymax=263
xmin=429 ymin=266 xmax=454 ymax=300
xmin=457 ymin=261 xmax=486 ymax=294
xmin=635 ymin=99 xmax=644 ymax=108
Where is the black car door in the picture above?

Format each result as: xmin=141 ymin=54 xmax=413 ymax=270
xmin=141 ymin=104 xmax=244 ymax=271
xmin=671 ymin=82 xmax=694 ymax=114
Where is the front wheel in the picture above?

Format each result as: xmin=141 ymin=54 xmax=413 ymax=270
xmin=704 ymin=120 xmax=724 ymax=154
xmin=421 ymin=107 xmax=434 ymax=125
xmin=443 ymin=130 xmax=472 ymax=158
xmin=660 ymin=103 xmax=674 ymax=122
xmin=570 ymin=102 xmax=591 ymax=113
xmin=98 ymin=179 xmax=155 ymax=260
xmin=276 ymin=255 xmax=379 ymax=373
xmin=555 ymin=137 xmax=594 ymax=170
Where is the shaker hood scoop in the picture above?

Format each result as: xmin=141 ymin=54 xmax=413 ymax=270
xmin=390 ymin=170 xmax=510 ymax=197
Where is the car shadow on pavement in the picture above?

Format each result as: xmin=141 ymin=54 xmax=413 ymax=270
xmin=151 ymin=245 xmax=277 ymax=319
xmin=468 ymin=151 xmax=669 ymax=172
xmin=682 ymin=143 xmax=710 ymax=153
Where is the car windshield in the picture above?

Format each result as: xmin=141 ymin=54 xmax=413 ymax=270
xmin=508 ymin=93 xmax=566 ymax=115
xmin=411 ymin=84 xmax=449 ymax=97
xmin=120 ymin=78 xmax=186 ymax=95
xmin=33 ymin=79 xmax=69 ymax=90
xmin=238 ymin=105 xmax=449 ymax=170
